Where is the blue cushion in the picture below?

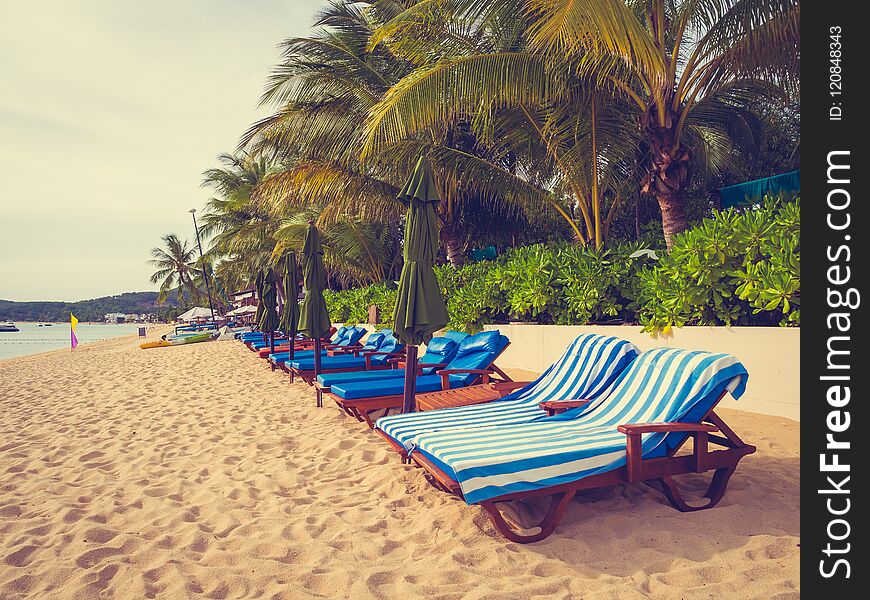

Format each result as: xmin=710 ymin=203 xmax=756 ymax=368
xmin=441 ymin=330 xmax=510 ymax=386
xmin=291 ymin=356 xmax=366 ymax=371
xmin=317 ymin=369 xmax=406 ymax=387
xmin=269 ymin=349 xmax=324 ymax=363
xmin=455 ymin=330 xmax=504 ymax=358
xmin=420 ymin=337 xmax=459 ymax=365
xmin=377 ymin=335 xmax=403 ymax=356
xmin=330 ymin=374 xmax=445 ymax=400
xmin=343 ymin=327 xmax=367 ymax=346
xmin=442 ymin=330 xmax=470 ymax=344
xmin=363 ymin=332 xmax=386 ymax=350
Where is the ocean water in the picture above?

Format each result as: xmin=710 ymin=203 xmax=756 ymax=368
xmin=0 ymin=322 xmax=141 ymax=361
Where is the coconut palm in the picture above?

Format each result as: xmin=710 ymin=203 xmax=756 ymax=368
xmin=363 ymin=0 xmax=799 ymax=248
xmin=199 ymin=152 xmax=284 ymax=289
xmin=148 ymin=234 xmax=201 ymax=304
xmin=272 ymin=209 xmax=402 ymax=286
xmin=244 ymin=0 xmax=588 ymax=264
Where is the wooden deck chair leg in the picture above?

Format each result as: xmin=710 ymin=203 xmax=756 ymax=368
xmin=362 ymin=407 xmax=391 ymax=429
xmin=480 ymin=491 xmax=577 ymax=544
xmin=650 ymin=466 xmax=737 ymax=512
xmin=489 ymin=364 xmax=513 ymax=382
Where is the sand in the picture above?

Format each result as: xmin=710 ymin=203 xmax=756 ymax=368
xmin=0 ymin=329 xmax=800 ymax=599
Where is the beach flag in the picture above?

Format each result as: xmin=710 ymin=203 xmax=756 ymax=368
xmin=70 ymin=313 xmax=79 ymax=350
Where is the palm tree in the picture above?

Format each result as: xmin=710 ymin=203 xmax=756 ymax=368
xmin=148 ymin=234 xmax=201 ymax=304
xmin=363 ymin=0 xmax=799 ymax=249
xmin=272 ymin=209 xmax=402 ymax=286
xmin=243 ymin=0 xmax=583 ymax=264
xmin=199 ymin=152 xmax=283 ymax=288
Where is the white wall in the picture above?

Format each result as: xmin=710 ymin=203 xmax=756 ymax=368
xmin=481 ymin=324 xmax=800 ymax=422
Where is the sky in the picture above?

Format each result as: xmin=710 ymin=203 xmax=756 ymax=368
xmin=0 ymin=0 xmax=322 ymax=302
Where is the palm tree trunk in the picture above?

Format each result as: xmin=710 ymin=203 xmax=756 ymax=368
xmin=441 ymin=222 xmax=464 ymax=267
xmin=640 ymin=105 xmax=690 ymax=250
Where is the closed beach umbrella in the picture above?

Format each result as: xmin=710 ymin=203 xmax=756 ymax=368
xmin=393 ymin=156 xmax=449 ymax=413
xmin=258 ymin=270 xmax=281 ymax=353
xmin=298 ymin=221 xmax=331 ymax=382
xmin=281 ymin=252 xmax=300 ymax=359
xmin=254 ymin=271 xmax=266 ymax=330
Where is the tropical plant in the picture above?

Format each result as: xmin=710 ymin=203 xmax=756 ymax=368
xmin=244 ymin=0 xmax=598 ymax=264
xmin=363 ymin=0 xmax=800 ymax=249
xmin=273 ymin=209 xmax=402 ymax=286
xmin=148 ymin=234 xmax=202 ymax=304
xmin=637 ymin=197 xmax=800 ymax=331
xmin=321 ymin=199 xmax=799 ymax=331
xmin=200 ymin=152 xmax=283 ymax=291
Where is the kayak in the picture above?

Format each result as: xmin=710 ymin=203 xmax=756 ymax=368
xmin=140 ymin=331 xmax=214 ymax=349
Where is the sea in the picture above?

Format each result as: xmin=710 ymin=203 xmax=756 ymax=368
xmin=0 ymin=322 xmax=141 ymax=361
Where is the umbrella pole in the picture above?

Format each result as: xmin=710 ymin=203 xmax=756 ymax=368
xmin=313 ymin=336 xmax=322 ymax=394
xmin=402 ymin=345 xmax=418 ymax=413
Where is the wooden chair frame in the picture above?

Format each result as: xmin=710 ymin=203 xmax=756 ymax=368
xmin=321 ymin=344 xmax=513 ymax=427
xmin=392 ymin=391 xmax=755 ymax=543
xmin=291 ymin=350 xmax=405 ymax=387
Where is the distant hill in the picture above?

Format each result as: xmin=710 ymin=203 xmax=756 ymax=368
xmin=0 ymin=292 xmax=177 ymax=322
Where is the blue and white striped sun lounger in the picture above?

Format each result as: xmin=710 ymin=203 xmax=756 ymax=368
xmin=398 ymin=347 xmax=754 ymax=543
xmin=375 ymin=333 xmax=639 ymax=452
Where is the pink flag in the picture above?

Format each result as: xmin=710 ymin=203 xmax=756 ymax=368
xmin=70 ymin=313 xmax=79 ymax=350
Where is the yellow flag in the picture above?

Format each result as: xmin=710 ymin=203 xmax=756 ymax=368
xmin=70 ymin=313 xmax=79 ymax=350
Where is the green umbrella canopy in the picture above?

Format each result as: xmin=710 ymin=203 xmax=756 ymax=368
xmin=281 ymin=252 xmax=300 ymax=335
xmin=297 ymin=222 xmax=332 ymax=339
xmin=254 ymin=271 xmax=266 ymax=328
xmin=258 ymin=269 xmax=281 ymax=333
xmin=392 ymin=156 xmax=449 ymax=345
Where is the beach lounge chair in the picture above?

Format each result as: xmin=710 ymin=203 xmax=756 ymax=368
xmin=249 ymin=326 xmax=337 ymax=352
xmin=390 ymin=347 xmax=754 ymax=543
xmin=255 ymin=326 xmax=338 ymax=357
xmin=286 ymin=330 xmax=402 ymax=384
xmin=313 ymin=331 xmax=469 ymax=407
xmin=374 ymin=334 xmax=640 ymax=459
xmin=323 ymin=330 xmax=513 ymax=427
xmin=267 ymin=326 xmax=366 ymax=371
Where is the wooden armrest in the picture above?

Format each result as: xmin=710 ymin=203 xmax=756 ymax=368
xmin=438 ymin=369 xmax=493 ymax=390
xmin=617 ymin=422 xmax=717 ymax=435
xmin=619 ymin=422 xmax=717 ymax=483
xmin=364 ymin=351 xmax=405 ymax=370
xmin=398 ymin=361 xmax=447 ymax=375
xmin=539 ymin=399 xmax=592 ymax=416
xmin=489 ymin=381 xmax=530 ymax=397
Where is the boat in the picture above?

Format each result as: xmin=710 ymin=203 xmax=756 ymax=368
xmin=0 ymin=322 xmax=19 ymax=332
xmin=140 ymin=331 xmax=214 ymax=349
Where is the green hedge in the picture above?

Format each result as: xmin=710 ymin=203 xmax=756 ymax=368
xmin=325 ymin=199 xmax=800 ymax=333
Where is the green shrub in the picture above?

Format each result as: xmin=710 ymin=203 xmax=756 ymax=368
xmin=637 ymin=198 xmax=800 ymax=332
xmin=320 ymin=199 xmax=799 ymax=334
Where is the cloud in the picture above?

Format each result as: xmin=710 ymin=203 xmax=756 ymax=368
xmin=0 ymin=0 xmax=322 ymax=301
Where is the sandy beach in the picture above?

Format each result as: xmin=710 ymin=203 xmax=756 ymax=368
xmin=0 ymin=330 xmax=799 ymax=599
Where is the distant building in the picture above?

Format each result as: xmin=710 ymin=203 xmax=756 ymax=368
xmin=229 ymin=287 xmax=258 ymax=310
xmin=104 ymin=313 xmax=127 ymax=323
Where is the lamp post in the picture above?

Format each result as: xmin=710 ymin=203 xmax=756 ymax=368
xmin=189 ymin=208 xmax=215 ymax=323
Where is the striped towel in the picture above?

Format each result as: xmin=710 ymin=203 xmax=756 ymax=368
xmin=409 ymin=348 xmax=749 ymax=504
xmin=376 ymin=334 xmax=639 ymax=449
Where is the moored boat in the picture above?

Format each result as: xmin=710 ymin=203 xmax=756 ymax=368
xmin=0 ymin=322 xmax=19 ymax=332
